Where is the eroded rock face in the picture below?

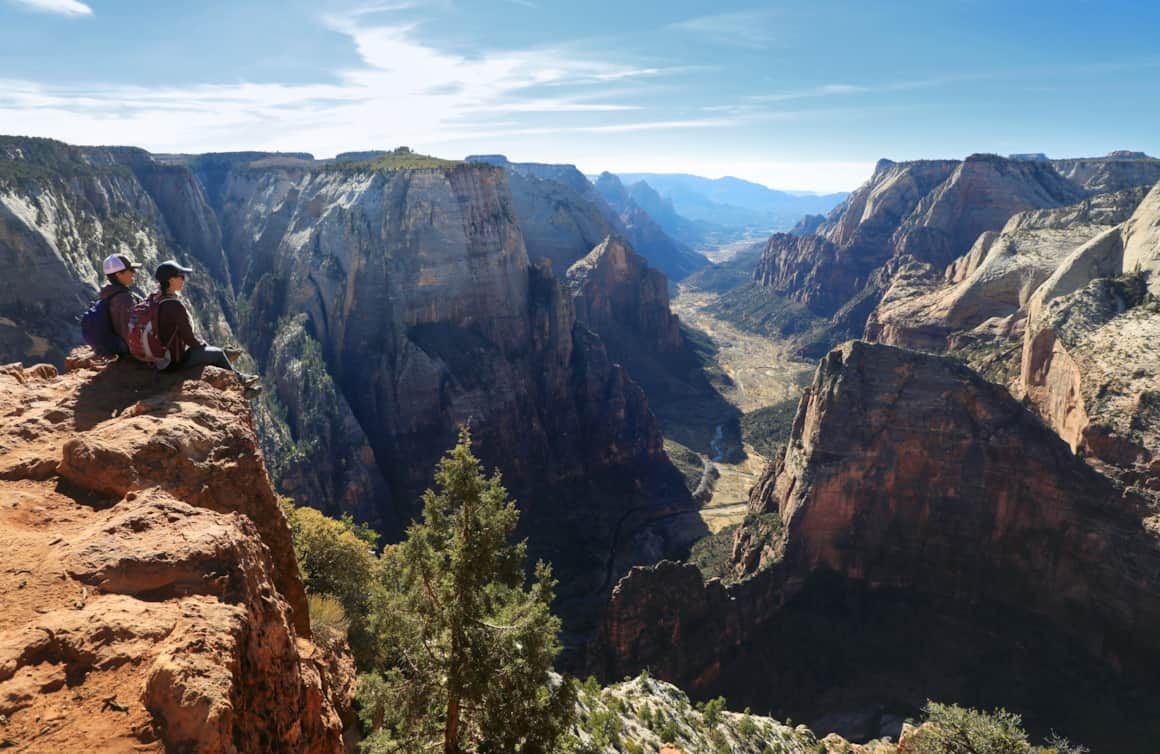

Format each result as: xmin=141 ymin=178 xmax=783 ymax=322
xmin=591 ymin=171 xmax=708 ymax=281
xmin=1 ymin=139 xmax=689 ymax=621
xmin=748 ymin=342 xmax=1158 ymax=605
xmin=467 ymin=155 xmax=618 ymax=275
xmin=747 ymin=155 xmax=1155 ymax=352
xmin=1051 ymin=153 xmax=1160 ymax=193
xmin=592 ymin=342 xmax=1160 ymax=748
xmin=0 ymin=357 xmax=351 ymax=753
xmin=755 ymin=157 xmax=1086 ymax=316
xmin=566 ymin=236 xmax=682 ymax=355
xmin=865 ymin=186 xmax=1149 ymax=361
xmin=206 ymin=163 xmax=677 ymax=531
xmin=1021 ymin=181 xmax=1160 ymax=477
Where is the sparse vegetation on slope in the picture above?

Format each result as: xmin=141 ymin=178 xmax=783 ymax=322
xmin=740 ymin=399 xmax=801 ymax=460
xmin=336 ymin=146 xmax=464 ymax=172
xmin=564 ymin=673 xmax=877 ymax=754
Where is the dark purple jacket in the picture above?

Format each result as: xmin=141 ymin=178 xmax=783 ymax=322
xmin=97 ymin=283 xmax=138 ymax=347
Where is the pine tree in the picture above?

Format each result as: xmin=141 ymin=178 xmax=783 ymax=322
xmin=358 ymin=429 xmax=575 ymax=753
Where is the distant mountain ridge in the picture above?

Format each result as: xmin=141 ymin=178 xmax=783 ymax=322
xmin=611 ymin=172 xmax=848 ymax=235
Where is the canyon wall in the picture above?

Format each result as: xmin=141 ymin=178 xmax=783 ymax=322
xmin=592 ymin=341 xmax=1160 ymax=748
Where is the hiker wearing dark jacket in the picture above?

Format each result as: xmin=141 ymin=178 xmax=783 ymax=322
xmin=152 ymin=260 xmax=261 ymax=396
xmin=99 ymin=254 xmax=140 ymax=354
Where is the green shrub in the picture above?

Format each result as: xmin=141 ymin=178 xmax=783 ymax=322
xmin=306 ymin=594 xmax=348 ymax=637
xmin=283 ymin=500 xmax=378 ymax=664
xmin=903 ymin=701 xmax=1088 ymax=754
xmin=701 ymin=696 xmax=727 ymax=729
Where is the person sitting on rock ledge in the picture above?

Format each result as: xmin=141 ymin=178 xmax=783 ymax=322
xmin=152 ymin=260 xmax=262 ymax=398
xmin=97 ymin=254 xmax=141 ymax=356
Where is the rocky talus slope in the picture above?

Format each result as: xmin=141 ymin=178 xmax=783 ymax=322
xmin=0 ymin=355 xmax=353 ymax=752
xmin=590 ymin=342 xmax=1160 ymax=750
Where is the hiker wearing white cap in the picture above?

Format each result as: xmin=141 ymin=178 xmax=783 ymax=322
xmin=89 ymin=254 xmax=140 ymax=355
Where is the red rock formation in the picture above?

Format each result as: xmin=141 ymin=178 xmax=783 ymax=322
xmin=752 ymin=155 xmax=1087 ymax=333
xmin=591 ymin=342 xmax=1160 ymax=747
xmin=566 ymin=236 xmax=682 ymax=354
xmin=0 ymin=355 xmax=352 ymax=752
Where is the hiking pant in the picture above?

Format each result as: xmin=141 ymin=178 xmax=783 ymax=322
xmin=182 ymin=345 xmax=235 ymax=372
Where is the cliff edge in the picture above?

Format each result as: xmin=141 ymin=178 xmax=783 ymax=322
xmin=0 ymin=355 xmax=353 ymax=752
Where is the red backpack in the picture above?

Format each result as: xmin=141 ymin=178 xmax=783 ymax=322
xmin=127 ymin=293 xmax=176 ymax=367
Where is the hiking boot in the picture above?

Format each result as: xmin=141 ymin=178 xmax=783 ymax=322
xmin=243 ymin=384 xmax=263 ymax=399
xmin=224 ymin=346 xmax=244 ymax=363
xmin=239 ymin=372 xmax=261 ymax=386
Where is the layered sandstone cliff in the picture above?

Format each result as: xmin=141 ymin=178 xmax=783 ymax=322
xmin=865 ymin=186 xmax=1149 ymax=364
xmin=1050 ymin=152 xmax=1160 ymax=193
xmin=750 ymin=154 xmax=1141 ymax=352
xmin=0 ymin=139 xmax=689 ymax=604
xmin=592 ymin=171 xmax=708 ymax=281
xmin=0 ymin=356 xmax=352 ymax=752
xmin=566 ymin=236 xmax=682 ymax=355
xmin=591 ymin=342 xmax=1160 ymax=748
xmin=1018 ymin=181 xmax=1160 ymax=478
xmin=470 ymin=156 xmax=707 ymax=281
xmin=199 ymin=160 xmax=679 ymax=527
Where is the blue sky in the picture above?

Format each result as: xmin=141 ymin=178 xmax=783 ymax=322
xmin=1 ymin=0 xmax=1158 ymax=191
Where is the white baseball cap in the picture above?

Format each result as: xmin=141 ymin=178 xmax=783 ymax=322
xmin=102 ymin=254 xmax=138 ymax=275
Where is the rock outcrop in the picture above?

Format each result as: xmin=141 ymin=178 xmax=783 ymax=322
xmin=0 ymin=356 xmax=352 ymax=752
xmin=1050 ymin=152 xmax=1160 ymax=193
xmin=566 ymin=236 xmax=682 ymax=355
xmin=592 ymin=171 xmax=709 ymax=280
xmin=466 ymin=155 xmax=619 ymax=275
xmin=1018 ymin=184 xmax=1160 ymax=476
xmin=591 ymin=342 xmax=1160 ymax=749
xmin=203 ymin=160 xmax=680 ymax=527
xmin=865 ymin=186 xmax=1150 ymax=366
xmin=750 ymin=153 xmax=1157 ymax=355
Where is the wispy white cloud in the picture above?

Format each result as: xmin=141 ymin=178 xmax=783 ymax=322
xmin=748 ymin=79 xmax=945 ymax=104
xmin=0 ymin=11 xmax=703 ymax=155
xmin=11 ymin=0 xmax=92 ymax=16
xmin=665 ymin=11 xmax=778 ymax=49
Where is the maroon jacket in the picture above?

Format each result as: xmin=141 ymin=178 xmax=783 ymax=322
xmin=156 ymin=296 xmax=205 ymax=365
